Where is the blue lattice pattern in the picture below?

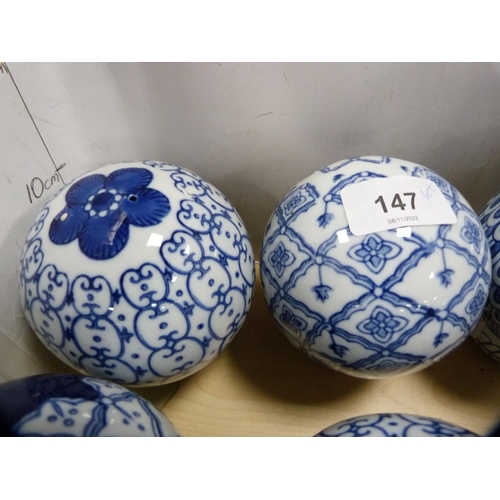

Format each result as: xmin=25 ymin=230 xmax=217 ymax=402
xmin=260 ymin=157 xmax=491 ymax=378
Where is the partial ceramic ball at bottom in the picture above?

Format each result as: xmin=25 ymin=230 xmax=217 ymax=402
xmin=0 ymin=374 xmax=179 ymax=437
xmin=315 ymin=413 xmax=477 ymax=437
xmin=260 ymin=156 xmax=490 ymax=378
xmin=19 ymin=161 xmax=255 ymax=386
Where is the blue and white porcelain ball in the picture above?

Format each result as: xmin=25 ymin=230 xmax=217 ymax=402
xmin=0 ymin=374 xmax=179 ymax=437
xmin=19 ymin=161 xmax=255 ymax=386
xmin=473 ymin=190 xmax=500 ymax=361
xmin=315 ymin=413 xmax=477 ymax=437
xmin=260 ymin=156 xmax=490 ymax=378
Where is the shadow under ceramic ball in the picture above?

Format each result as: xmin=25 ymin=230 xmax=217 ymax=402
xmin=0 ymin=374 xmax=179 ymax=437
xmin=260 ymin=156 xmax=490 ymax=378
xmin=19 ymin=161 xmax=255 ymax=386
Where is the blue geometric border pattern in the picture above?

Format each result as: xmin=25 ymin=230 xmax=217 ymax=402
xmin=260 ymin=156 xmax=491 ymax=378
xmin=19 ymin=161 xmax=255 ymax=386
xmin=315 ymin=413 xmax=477 ymax=437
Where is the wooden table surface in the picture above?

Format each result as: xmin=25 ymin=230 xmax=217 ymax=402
xmin=136 ymin=269 xmax=500 ymax=437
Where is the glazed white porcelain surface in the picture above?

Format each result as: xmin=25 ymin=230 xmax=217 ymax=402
xmin=315 ymin=413 xmax=477 ymax=437
xmin=19 ymin=161 xmax=255 ymax=386
xmin=260 ymin=156 xmax=490 ymax=378
xmin=0 ymin=374 xmax=179 ymax=437
xmin=473 ymin=191 xmax=500 ymax=361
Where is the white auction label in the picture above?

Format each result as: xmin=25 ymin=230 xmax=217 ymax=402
xmin=340 ymin=175 xmax=457 ymax=236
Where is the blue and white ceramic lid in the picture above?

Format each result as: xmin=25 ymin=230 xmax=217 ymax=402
xmin=0 ymin=373 xmax=179 ymax=437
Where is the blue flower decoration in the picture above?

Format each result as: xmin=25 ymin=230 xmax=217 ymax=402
xmin=49 ymin=168 xmax=170 ymax=260
xmin=280 ymin=305 xmax=306 ymax=335
xmin=461 ymin=217 xmax=482 ymax=253
xmin=466 ymin=286 xmax=486 ymax=319
xmin=269 ymin=242 xmax=295 ymax=278
xmin=348 ymin=234 xmax=401 ymax=274
xmin=284 ymin=193 xmax=305 ymax=216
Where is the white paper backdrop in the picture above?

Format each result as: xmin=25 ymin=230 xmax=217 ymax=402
xmin=2 ymin=61 xmax=500 ymax=381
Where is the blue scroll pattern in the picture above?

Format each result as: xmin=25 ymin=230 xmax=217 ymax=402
xmin=19 ymin=162 xmax=254 ymax=386
xmin=260 ymin=156 xmax=490 ymax=378
xmin=315 ymin=413 xmax=477 ymax=437
xmin=473 ymin=191 xmax=500 ymax=361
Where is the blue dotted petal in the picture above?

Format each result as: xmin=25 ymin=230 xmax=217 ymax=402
xmin=107 ymin=168 xmax=153 ymax=192
xmin=66 ymin=174 xmax=106 ymax=206
xmin=122 ymin=187 xmax=171 ymax=226
xmin=78 ymin=211 xmax=130 ymax=260
xmin=49 ymin=207 xmax=89 ymax=245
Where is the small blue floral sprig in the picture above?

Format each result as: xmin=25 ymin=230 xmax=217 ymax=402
xmin=49 ymin=168 xmax=170 ymax=260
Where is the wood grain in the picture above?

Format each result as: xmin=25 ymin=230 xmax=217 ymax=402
xmin=161 ymin=274 xmax=500 ymax=437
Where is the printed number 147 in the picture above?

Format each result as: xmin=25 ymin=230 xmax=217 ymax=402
xmin=374 ymin=192 xmax=416 ymax=213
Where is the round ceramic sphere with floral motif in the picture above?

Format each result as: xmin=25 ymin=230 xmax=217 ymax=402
xmin=472 ymin=190 xmax=500 ymax=361
xmin=260 ymin=156 xmax=490 ymax=378
xmin=19 ymin=161 xmax=255 ymax=386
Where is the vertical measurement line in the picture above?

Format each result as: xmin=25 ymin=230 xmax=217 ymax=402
xmin=3 ymin=62 xmax=64 ymax=183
